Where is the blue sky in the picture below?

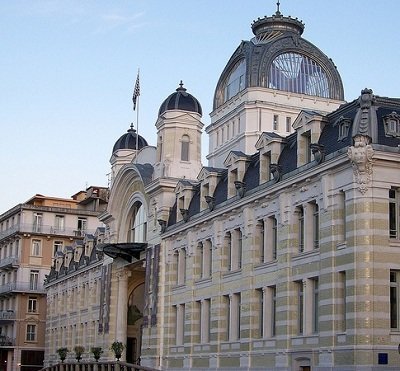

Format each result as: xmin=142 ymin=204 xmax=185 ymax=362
xmin=1 ymin=0 xmax=399 ymax=212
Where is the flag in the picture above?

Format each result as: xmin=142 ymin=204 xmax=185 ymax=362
xmin=132 ymin=71 xmax=140 ymax=111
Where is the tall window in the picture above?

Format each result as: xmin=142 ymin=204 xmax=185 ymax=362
xmin=257 ymin=220 xmax=265 ymax=263
xmin=177 ymin=248 xmax=186 ymax=285
xmin=26 ymin=324 xmax=36 ymax=341
xmin=181 ymin=135 xmax=190 ymax=161
xmin=200 ymin=299 xmax=211 ymax=343
xmin=55 ymin=215 xmax=65 ymax=231
xmin=298 ymin=206 xmax=305 ymax=252
xmin=303 ymin=131 xmax=312 ymax=163
xmin=225 ymin=232 xmax=232 ymax=271
xmin=273 ymin=114 xmax=279 ymax=131
xmin=29 ymin=270 xmax=39 ymax=290
xmin=312 ymin=203 xmax=320 ymax=249
xmin=77 ymin=218 xmax=87 ymax=235
xmin=28 ymin=297 xmax=38 ymax=313
xmin=286 ymin=116 xmax=292 ymax=132
xmin=31 ymin=240 xmax=41 ymax=257
xmin=33 ymin=213 xmax=42 ymax=233
xmin=270 ymin=286 xmax=277 ymax=337
xmin=228 ymin=293 xmax=241 ymax=340
xmin=390 ymin=189 xmax=399 ymax=239
xmin=129 ymin=202 xmax=147 ymax=243
xmin=175 ymin=304 xmax=185 ymax=345
xmin=224 ymin=59 xmax=246 ymax=103
xmin=256 ymin=288 xmax=264 ymax=338
xmin=53 ymin=241 xmax=63 ymax=257
xmin=200 ymin=240 xmax=212 ymax=279
xmin=339 ymin=271 xmax=347 ymax=331
xmin=297 ymin=281 xmax=304 ymax=335
xmin=312 ymin=278 xmax=319 ymax=333
xmin=390 ymin=270 xmax=400 ymax=330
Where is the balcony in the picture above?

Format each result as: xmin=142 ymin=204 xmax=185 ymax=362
xmin=0 ymin=223 xmax=96 ymax=241
xmin=0 ymin=282 xmax=46 ymax=295
xmin=0 ymin=310 xmax=15 ymax=322
xmin=0 ymin=334 xmax=15 ymax=346
xmin=41 ymin=361 xmax=158 ymax=371
xmin=0 ymin=256 xmax=19 ymax=269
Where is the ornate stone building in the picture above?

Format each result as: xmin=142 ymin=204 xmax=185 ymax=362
xmin=44 ymin=5 xmax=400 ymax=371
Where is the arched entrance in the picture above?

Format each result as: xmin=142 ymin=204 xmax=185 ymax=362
xmin=127 ymin=283 xmax=145 ymax=364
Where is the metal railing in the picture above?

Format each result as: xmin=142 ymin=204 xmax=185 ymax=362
xmin=0 ymin=282 xmax=46 ymax=295
xmin=0 ymin=335 xmax=15 ymax=346
xmin=41 ymin=361 xmax=158 ymax=371
xmin=0 ymin=256 xmax=19 ymax=269
xmin=0 ymin=310 xmax=15 ymax=320
xmin=0 ymin=223 xmax=95 ymax=240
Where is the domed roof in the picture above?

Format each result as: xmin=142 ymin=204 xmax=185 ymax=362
xmin=158 ymin=81 xmax=202 ymax=116
xmin=112 ymin=124 xmax=148 ymax=154
xmin=213 ymin=7 xmax=344 ymax=109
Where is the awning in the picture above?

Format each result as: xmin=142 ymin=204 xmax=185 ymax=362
xmin=96 ymin=242 xmax=147 ymax=263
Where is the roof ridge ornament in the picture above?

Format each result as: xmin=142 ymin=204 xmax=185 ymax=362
xmin=276 ymin=0 xmax=281 ymax=16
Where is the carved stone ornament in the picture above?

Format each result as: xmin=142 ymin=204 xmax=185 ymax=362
xmin=347 ymin=135 xmax=374 ymax=194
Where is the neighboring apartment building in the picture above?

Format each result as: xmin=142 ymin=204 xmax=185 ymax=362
xmin=0 ymin=186 xmax=107 ymax=371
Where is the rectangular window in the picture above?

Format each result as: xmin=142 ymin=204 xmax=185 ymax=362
xmin=200 ymin=299 xmax=211 ymax=343
xmin=339 ymin=271 xmax=347 ymax=331
xmin=175 ymin=304 xmax=185 ymax=345
xmin=270 ymin=286 xmax=276 ymax=337
xmin=390 ymin=189 xmax=399 ymax=239
xmin=312 ymin=278 xmax=319 ymax=333
xmin=391 ymin=270 xmax=400 ymax=329
xmin=33 ymin=213 xmax=42 ymax=233
xmin=29 ymin=270 xmax=39 ymax=290
xmin=229 ymin=293 xmax=241 ymax=340
xmin=256 ymin=288 xmax=264 ymax=338
xmin=302 ymin=131 xmax=311 ymax=163
xmin=28 ymin=297 xmax=38 ymax=313
xmin=77 ymin=218 xmax=87 ymax=235
xmin=286 ymin=116 xmax=291 ymax=132
xmin=298 ymin=206 xmax=305 ymax=252
xmin=177 ymin=248 xmax=186 ymax=285
xmin=53 ymin=241 xmax=63 ymax=257
xmin=273 ymin=114 xmax=279 ymax=131
xmin=26 ymin=324 xmax=36 ymax=342
xmin=54 ymin=215 xmax=65 ymax=231
xmin=31 ymin=239 xmax=41 ymax=256
xmin=313 ymin=203 xmax=320 ymax=249
xmin=257 ymin=220 xmax=265 ymax=263
xmin=297 ymin=281 xmax=304 ymax=335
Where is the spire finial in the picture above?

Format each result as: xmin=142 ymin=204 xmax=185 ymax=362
xmin=276 ymin=0 xmax=281 ymax=15
xmin=128 ymin=123 xmax=136 ymax=132
xmin=176 ymin=80 xmax=187 ymax=92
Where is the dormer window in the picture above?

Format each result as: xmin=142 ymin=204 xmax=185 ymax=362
xmin=384 ymin=111 xmax=400 ymax=137
xmin=335 ymin=116 xmax=352 ymax=141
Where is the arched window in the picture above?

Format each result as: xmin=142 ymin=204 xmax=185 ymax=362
xmin=268 ymin=52 xmax=329 ymax=98
xmin=181 ymin=135 xmax=190 ymax=161
xmin=224 ymin=59 xmax=246 ymax=102
xmin=129 ymin=202 xmax=147 ymax=243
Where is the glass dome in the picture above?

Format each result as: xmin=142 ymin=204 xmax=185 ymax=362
xmin=269 ymin=52 xmax=329 ymax=98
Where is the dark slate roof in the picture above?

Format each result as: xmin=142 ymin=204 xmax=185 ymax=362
xmin=377 ymin=106 xmax=400 ymax=147
xmin=168 ymin=200 xmax=177 ymax=227
xmin=202 ymin=166 xmax=226 ymax=173
xmin=159 ymin=82 xmax=202 ymax=117
xmin=135 ymin=163 xmax=154 ymax=186
xmin=242 ymin=153 xmax=260 ymax=192
xmin=113 ymin=126 xmax=148 ymax=154
xmin=278 ymin=133 xmax=297 ymax=175
xmin=187 ymin=185 xmax=201 ymax=217
xmin=213 ymin=170 xmax=228 ymax=206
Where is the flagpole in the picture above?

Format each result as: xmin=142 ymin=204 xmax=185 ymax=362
xmin=132 ymin=68 xmax=140 ymax=163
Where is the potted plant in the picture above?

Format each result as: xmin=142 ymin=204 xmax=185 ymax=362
xmin=56 ymin=347 xmax=69 ymax=363
xmin=91 ymin=346 xmax=103 ymax=362
xmin=74 ymin=345 xmax=85 ymax=362
xmin=110 ymin=341 xmax=125 ymax=361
